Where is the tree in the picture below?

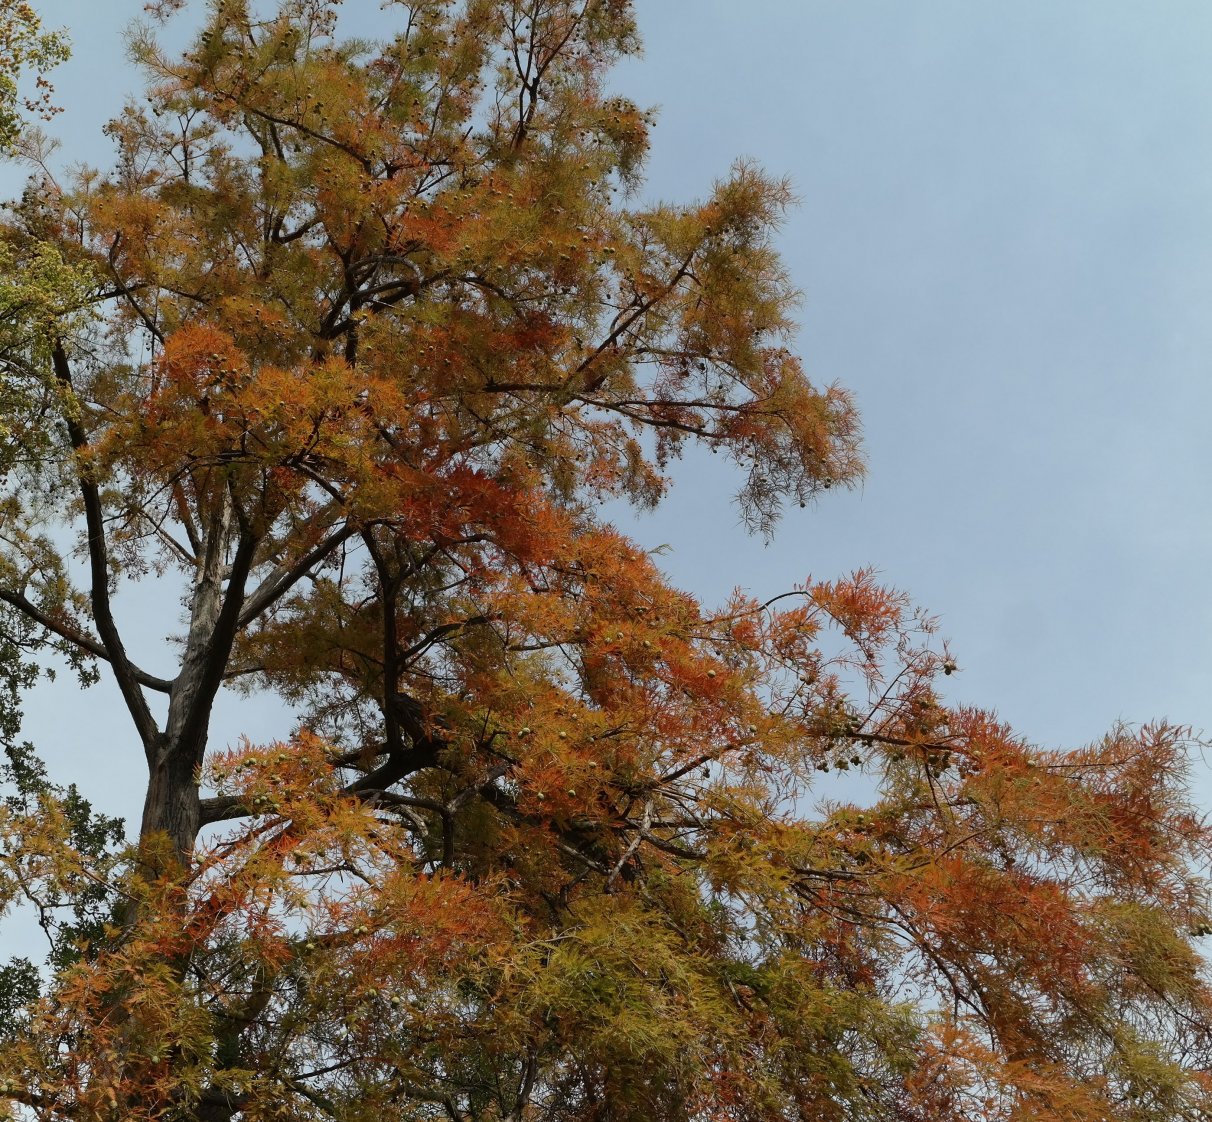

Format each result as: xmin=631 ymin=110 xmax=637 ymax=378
xmin=0 ymin=1 xmax=1209 ymax=1119
xmin=0 ymin=0 xmax=68 ymax=152
xmin=0 ymin=0 xmax=124 ymax=1042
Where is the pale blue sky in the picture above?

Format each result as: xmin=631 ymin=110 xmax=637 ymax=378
xmin=4 ymin=0 xmax=1212 ymax=827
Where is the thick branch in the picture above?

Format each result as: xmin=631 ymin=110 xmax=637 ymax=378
xmin=0 ymin=587 xmax=173 ymax=691
xmin=52 ymin=343 xmax=161 ymax=753
xmin=199 ymin=738 xmax=441 ymax=827
xmin=173 ymin=527 xmax=259 ymax=763
xmin=237 ymin=519 xmax=357 ymax=629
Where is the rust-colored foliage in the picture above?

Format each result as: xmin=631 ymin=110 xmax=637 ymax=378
xmin=0 ymin=2 xmax=1209 ymax=1120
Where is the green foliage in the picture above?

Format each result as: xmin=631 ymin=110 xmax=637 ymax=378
xmin=0 ymin=741 xmax=126 ymax=1026
xmin=0 ymin=1 xmax=69 ymax=151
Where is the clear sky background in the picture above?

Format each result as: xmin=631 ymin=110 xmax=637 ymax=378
xmin=4 ymin=0 xmax=1212 ymax=831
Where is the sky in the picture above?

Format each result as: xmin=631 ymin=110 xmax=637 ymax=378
xmin=3 ymin=0 xmax=1212 ymax=833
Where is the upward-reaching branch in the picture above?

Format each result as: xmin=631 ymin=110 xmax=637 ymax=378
xmin=52 ymin=342 xmax=161 ymax=754
xmin=166 ymin=489 xmax=260 ymax=768
xmin=237 ymin=516 xmax=358 ymax=629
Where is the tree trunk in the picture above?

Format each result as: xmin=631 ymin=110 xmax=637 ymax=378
xmin=138 ymin=743 xmax=202 ymax=874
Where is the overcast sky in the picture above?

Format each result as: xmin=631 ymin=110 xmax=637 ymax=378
xmin=4 ymin=0 xmax=1212 ymax=828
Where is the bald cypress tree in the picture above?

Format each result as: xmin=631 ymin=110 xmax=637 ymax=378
xmin=0 ymin=3 xmax=1209 ymax=1120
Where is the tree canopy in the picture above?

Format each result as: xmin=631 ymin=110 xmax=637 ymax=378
xmin=0 ymin=2 xmax=1209 ymax=1120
